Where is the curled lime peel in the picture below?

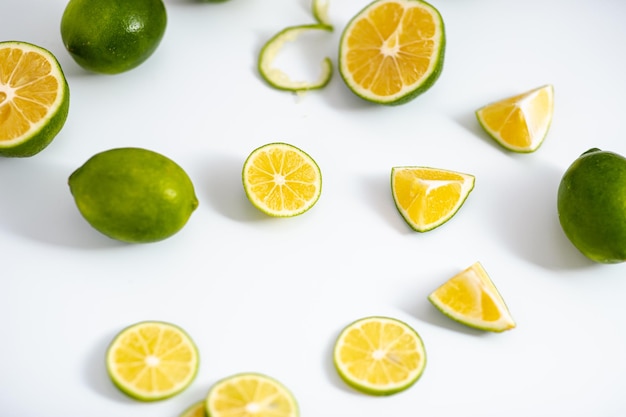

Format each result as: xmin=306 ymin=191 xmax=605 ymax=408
xmin=258 ymin=24 xmax=334 ymax=92
xmin=312 ymin=0 xmax=332 ymax=26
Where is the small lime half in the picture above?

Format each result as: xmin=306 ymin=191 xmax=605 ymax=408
xmin=106 ymin=321 xmax=200 ymax=401
xmin=0 ymin=41 xmax=70 ymax=157
xmin=333 ymin=316 xmax=427 ymax=395
xmin=205 ymin=373 xmax=299 ymax=417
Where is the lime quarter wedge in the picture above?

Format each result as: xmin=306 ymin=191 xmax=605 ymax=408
xmin=428 ymin=262 xmax=516 ymax=332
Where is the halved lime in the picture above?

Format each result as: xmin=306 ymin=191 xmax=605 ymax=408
xmin=106 ymin=321 xmax=200 ymax=401
xmin=338 ymin=0 xmax=445 ymax=105
xmin=205 ymin=372 xmax=299 ymax=417
xmin=333 ymin=316 xmax=427 ymax=395
xmin=242 ymin=142 xmax=322 ymax=217
xmin=0 ymin=41 xmax=69 ymax=157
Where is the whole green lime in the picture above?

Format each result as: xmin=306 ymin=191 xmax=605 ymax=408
xmin=60 ymin=0 xmax=167 ymax=74
xmin=68 ymin=147 xmax=198 ymax=243
xmin=557 ymin=148 xmax=626 ymax=264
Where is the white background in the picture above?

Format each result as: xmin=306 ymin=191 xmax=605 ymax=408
xmin=1 ymin=0 xmax=626 ymax=416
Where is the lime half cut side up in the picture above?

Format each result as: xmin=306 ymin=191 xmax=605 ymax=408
xmin=338 ymin=0 xmax=445 ymax=105
xmin=106 ymin=321 xmax=200 ymax=401
xmin=258 ymin=23 xmax=334 ymax=92
xmin=0 ymin=41 xmax=70 ymax=157
xmin=333 ymin=316 xmax=427 ymax=395
xmin=205 ymin=372 xmax=299 ymax=417
xmin=242 ymin=142 xmax=322 ymax=217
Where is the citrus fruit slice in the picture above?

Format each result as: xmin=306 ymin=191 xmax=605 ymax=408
xmin=338 ymin=0 xmax=445 ymax=105
xmin=61 ymin=0 xmax=167 ymax=74
xmin=68 ymin=147 xmax=198 ymax=243
xmin=557 ymin=148 xmax=626 ymax=263
xmin=391 ymin=166 xmax=475 ymax=232
xmin=258 ymin=24 xmax=333 ymax=92
xmin=106 ymin=321 xmax=200 ymax=401
xmin=242 ymin=142 xmax=322 ymax=217
xmin=205 ymin=373 xmax=299 ymax=417
xmin=428 ymin=262 xmax=516 ymax=332
xmin=476 ymin=84 xmax=554 ymax=153
xmin=0 ymin=41 xmax=70 ymax=157
xmin=180 ymin=400 xmax=206 ymax=417
xmin=333 ymin=316 xmax=427 ymax=396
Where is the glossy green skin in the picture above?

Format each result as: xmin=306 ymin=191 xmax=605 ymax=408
xmin=557 ymin=148 xmax=626 ymax=264
xmin=69 ymin=148 xmax=198 ymax=243
xmin=60 ymin=0 xmax=167 ymax=74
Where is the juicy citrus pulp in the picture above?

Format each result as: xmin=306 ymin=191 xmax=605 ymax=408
xmin=476 ymin=84 xmax=554 ymax=153
xmin=242 ymin=142 xmax=322 ymax=217
xmin=338 ymin=0 xmax=445 ymax=105
xmin=60 ymin=0 xmax=167 ymax=74
xmin=391 ymin=166 xmax=475 ymax=232
xmin=106 ymin=321 xmax=199 ymax=401
xmin=557 ymin=148 xmax=626 ymax=263
xmin=258 ymin=24 xmax=333 ymax=92
xmin=333 ymin=316 xmax=426 ymax=396
xmin=428 ymin=262 xmax=516 ymax=332
xmin=179 ymin=401 xmax=206 ymax=417
xmin=205 ymin=373 xmax=299 ymax=417
xmin=68 ymin=147 xmax=198 ymax=243
xmin=0 ymin=41 xmax=69 ymax=157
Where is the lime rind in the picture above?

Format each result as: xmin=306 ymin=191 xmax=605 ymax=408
xmin=106 ymin=321 xmax=200 ymax=402
xmin=0 ymin=41 xmax=70 ymax=157
xmin=338 ymin=0 xmax=445 ymax=105
xmin=258 ymin=24 xmax=334 ymax=92
xmin=333 ymin=316 xmax=427 ymax=396
xmin=391 ymin=166 xmax=475 ymax=232
xmin=427 ymin=262 xmax=517 ymax=333
xmin=311 ymin=0 xmax=331 ymax=26
xmin=205 ymin=372 xmax=299 ymax=417
xmin=475 ymin=84 xmax=554 ymax=153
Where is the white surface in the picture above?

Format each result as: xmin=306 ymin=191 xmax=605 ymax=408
xmin=2 ymin=0 xmax=626 ymax=416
